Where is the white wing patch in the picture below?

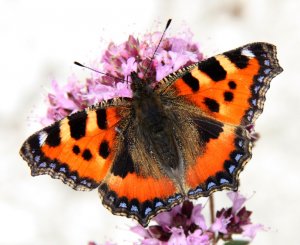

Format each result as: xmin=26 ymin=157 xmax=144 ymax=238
xmin=241 ymin=48 xmax=255 ymax=57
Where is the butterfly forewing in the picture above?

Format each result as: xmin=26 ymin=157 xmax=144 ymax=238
xmin=158 ymin=42 xmax=283 ymax=125
xmin=20 ymin=98 xmax=129 ymax=191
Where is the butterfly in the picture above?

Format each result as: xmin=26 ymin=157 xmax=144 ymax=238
xmin=20 ymin=41 xmax=282 ymax=227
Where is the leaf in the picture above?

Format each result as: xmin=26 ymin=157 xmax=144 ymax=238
xmin=224 ymin=240 xmax=250 ymax=245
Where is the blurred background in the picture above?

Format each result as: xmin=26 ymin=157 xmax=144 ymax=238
xmin=1 ymin=0 xmax=299 ymax=244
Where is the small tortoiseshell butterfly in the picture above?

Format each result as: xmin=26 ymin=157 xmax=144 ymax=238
xmin=20 ymin=30 xmax=282 ymax=226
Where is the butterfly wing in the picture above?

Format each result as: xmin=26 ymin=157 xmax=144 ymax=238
xmin=157 ymin=42 xmax=282 ymax=125
xmin=20 ymin=98 xmax=129 ymax=191
xmin=98 ymin=116 xmax=183 ymax=227
xmin=21 ymin=97 xmax=183 ymax=226
xmin=156 ymin=42 xmax=283 ymax=198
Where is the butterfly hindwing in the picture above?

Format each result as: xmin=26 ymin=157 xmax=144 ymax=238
xmin=99 ymin=173 xmax=183 ymax=227
xmin=185 ymin=122 xmax=252 ymax=198
xmin=98 ymin=114 xmax=184 ymax=227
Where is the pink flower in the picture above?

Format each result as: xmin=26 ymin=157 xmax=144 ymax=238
xmin=42 ymin=28 xmax=203 ymax=124
xmin=227 ymin=191 xmax=247 ymax=213
xmin=190 ymin=203 xmax=206 ymax=230
xmin=154 ymin=204 xmax=182 ymax=228
xmin=242 ymin=223 xmax=266 ymax=240
xmin=210 ymin=214 xmax=231 ymax=234
xmin=186 ymin=230 xmax=210 ymax=245
xmin=131 ymin=225 xmax=152 ymax=239
xmin=167 ymin=227 xmax=187 ymax=244
xmin=132 ymin=200 xmax=211 ymax=245
xmin=121 ymin=57 xmax=137 ymax=78
xmin=209 ymin=191 xmax=265 ymax=242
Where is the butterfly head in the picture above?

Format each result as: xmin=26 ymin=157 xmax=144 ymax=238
xmin=130 ymin=71 xmax=152 ymax=98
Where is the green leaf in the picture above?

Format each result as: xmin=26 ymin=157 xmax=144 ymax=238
xmin=224 ymin=240 xmax=250 ymax=245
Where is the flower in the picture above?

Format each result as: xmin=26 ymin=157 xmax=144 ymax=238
xmin=131 ymin=200 xmax=211 ymax=245
xmin=131 ymin=192 xmax=264 ymax=244
xmin=211 ymin=192 xmax=265 ymax=242
xmin=227 ymin=191 xmax=247 ymax=213
xmin=242 ymin=223 xmax=266 ymax=239
xmin=42 ymin=28 xmax=203 ymax=125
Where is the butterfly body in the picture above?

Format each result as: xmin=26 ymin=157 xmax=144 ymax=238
xmin=20 ymin=42 xmax=283 ymax=226
xmin=131 ymin=72 xmax=186 ymax=173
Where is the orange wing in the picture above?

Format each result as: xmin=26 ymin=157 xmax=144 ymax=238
xmin=184 ymin=122 xmax=252 ymax=199
xmin=158 ymin=42 xmax=283 ymax=126
xmin=99 ymin=173 xmax=183 ymax=227
xmin=20 ymin=97 xmax=183 ymax=226
xmin=156 ymin=42 xmax=282 ymax=198
xmin=20 ymin=98 xmax=128 ymax=191
xmin=98 ymin=117 xmax=183 ymax=227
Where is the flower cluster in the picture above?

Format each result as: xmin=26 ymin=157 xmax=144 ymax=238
xmin=131 ymin=201 xmax=211 ymax=245
xmin=130 ymin=192 xmax=264 ymax=245
xmin=42 ymin=28 xmax=203 ymax=125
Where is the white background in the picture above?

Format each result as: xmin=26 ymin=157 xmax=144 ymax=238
xmin=0 ymin=0 xmax=299 ymax=244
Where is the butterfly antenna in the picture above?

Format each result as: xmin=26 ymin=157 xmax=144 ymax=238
xmin=144 ymin=19 xmax=172 ymax=79
xmin=74 ymin=61 xmax=126 ymax=82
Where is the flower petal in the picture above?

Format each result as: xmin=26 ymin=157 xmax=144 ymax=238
xmin=241 ymin=223 xmax=266 ymax=240
xmin=227 ymin=191 xmax=247 ymax=213
xmin=186 ymin=229 xmax=210 ymax=245
xmin=168 ymin=227 xmax=187 ymax=245
xmin=190 ymin=204 xmax=207 ymax=230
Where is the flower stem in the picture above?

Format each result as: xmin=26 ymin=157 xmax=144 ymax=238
xmin=209 ymin=195 xmax=216 ymax=245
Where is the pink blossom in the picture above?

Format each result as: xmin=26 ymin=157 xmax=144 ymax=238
xmin=167 ymin=227 xmax=186 ymax=245
xmin=242 ymin=223 xmax=266 ymax=240
xmin=131 ymin=225 xmax=152 ymax=239
xmin=41 ymin=27 xmax=203 ymax=124
xmin=190 ymin=204 xmax=207 ymax=230
xmin=132 ymin=200 xmax=211 ymax=244
xmin=121 ymin=57 xmax=137 ymax=78
xmin=210 ymin=214 xmax=231 ymax=234
xmin=186 ymin=230 xmax=210 ymax=245
xmin=154 ymin=204 xmax=182 ymax=228
xmin=227 ymin=191 xmax=247 ymax=213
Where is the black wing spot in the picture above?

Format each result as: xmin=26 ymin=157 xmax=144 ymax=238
xmin=224 ymin=91 xmax=234 ymax=102
xmin=68 ymin=111 xmax=87 ymax=140
xmin=194 ymin=117 xmax=224 ymax=143
xmin=45 ymin=122 xmax=61 ymax=147
xmin=111 ymin=135 xmax=134 ymax=178
xmin=99 ymin=140 xmax=110 ymax=159
xmin=182 ymin=72 xmax=200 ymax=92
xmin=72 ymin=145 xmax=80 ymax=155
xmin=27 ymin=135 xmax=40 ymax=150
xmin=224 ymin=49 xmax=249 ymax=69
xmin=204 ymin=98 xmax=220 ymax=113
xmin=96 ymin=108 xmax=107 ymax=129
xmin=198 ymin=57 xmax=227 ymax=82
xmin=112 ymin=150 xmax=134 ymax=178
xmin=228 ymin=81 xmax=237 ymax=89
xmin=82 ymin=149 xmax=92 ymax=161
